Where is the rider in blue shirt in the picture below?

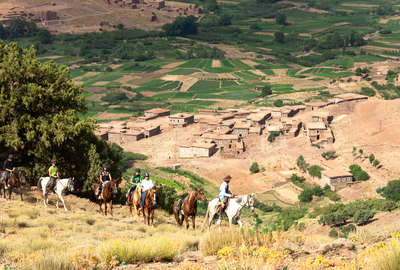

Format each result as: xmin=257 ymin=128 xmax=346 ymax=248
xmin=218 ymin=175 xmax=233 ymax=214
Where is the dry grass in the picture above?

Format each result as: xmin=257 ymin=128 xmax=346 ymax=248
xmin=0 ymin=192 xmax=204 ymax=269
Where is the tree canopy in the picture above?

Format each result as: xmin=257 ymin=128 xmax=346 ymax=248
xmin=162 ymin=16 xmax=198 ymax=37
xmin=0 ymin=42 xmax=121 ymax=190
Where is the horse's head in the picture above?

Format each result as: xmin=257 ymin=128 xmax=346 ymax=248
xmin=17 ymin=170 xmax=27 ymax=185
xmin=149 ymin=188 xmax=157 ymax=207
xmin=110 ymin=179 xmax=118 ymax=196
xmin=195 ymin=189 xmax=207 ymax=202
xmin=68 ymin=177 xmax=75 ymax=192
xmin=247 ymin=193 xmax=255 ymax=212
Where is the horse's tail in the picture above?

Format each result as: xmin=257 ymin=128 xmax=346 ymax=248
xmin=37 ymin=177 xmax=42 ymax=190
xmin=203 ymin=204 xmax=210 ymax=228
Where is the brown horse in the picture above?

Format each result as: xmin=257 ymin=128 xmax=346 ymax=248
xmin=0 ymin=170 xmax=27 ymax=200
xmin=127 ymin=184 xmax=142 ymax=216
xmin=173 ymin=189 xmax=207 ymax=230
xmin=94 ymin=179 xmax=118 ymax=216
xmin=143 ymin=188 xmax=157 ymax=226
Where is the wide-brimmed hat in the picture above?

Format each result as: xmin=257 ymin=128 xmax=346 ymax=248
xmin=223 ymin=175 xmax=232 ymax=181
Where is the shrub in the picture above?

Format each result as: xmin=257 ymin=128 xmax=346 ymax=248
xmin=312 ymin=185 xmax=324 ymax=197
xmin=353 ymin=210 xmax=374 ymax=225
xmin=349 ymin=164 xmax=369 ymax=181
xmin=267 ymin=132 xmax=280 ymax=142
xmin=298 ymin=189 xmax=313 ymax=202
xmin=369 ymin=154 xmax=375 ymax=163
xmin=296 ymin=156 xmax=308 ymax=172
xmin=329 ymin=228 xmax=339 ymax=238
xmin=308 ymin=165 xmax=323 ymax=178
xmin=275 ymin=13 xmax=287 ymax=25
xmin=321 ymin=151 xmax=336 ymax=160
xmin=101 ymin=91 xmax=129 ymax=103
xmin=380 ymin=180 xmax=400 ymax=202
xmin=261 ymin=84 xmax=272 ymax=97
xmin=340 ymin=224 xmax=356 ymax=235
xmin=156 ymin=184 xmax=180 ymax=214
xmin=290 ymin=174 xmax=305 ymax=188
xmin=273 ymin=99 xmax=284 ymax=107
xmin=274 ymin=32 xmax=285 ymax=44
xmin=359 ymin=87 xmax=376 ymax=97
xmin=250 ymin=162 xmax=260 ymax=174
xmin=319 ymin=209 xmax=350 ymax=226
xmin=373 ymin=159 xmax=380 ymax=168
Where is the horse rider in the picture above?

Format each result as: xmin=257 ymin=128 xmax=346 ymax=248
xmin=128 ymin=168 xmax=141 ymax=199
xmin=97 ymin=164 xmax=112 ymax=198
xmin=141 ymin=172 xmax=154 ymax=209
xmin=3 ymin=154 xmax=15 ymax=190
xmin=218 ymin=175 xmax=234 ymax=214
xmin=48 ymin=160 xmax=60 ymax=192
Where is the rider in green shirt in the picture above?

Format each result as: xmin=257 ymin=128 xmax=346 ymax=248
xmin=48 ymin=160 xmax=59 ymax=191
xmin=128 ymin=168 xmax=141 ymax=198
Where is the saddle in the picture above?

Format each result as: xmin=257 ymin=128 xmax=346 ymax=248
xmin=177 ymin=194 xmax=188 ymax=215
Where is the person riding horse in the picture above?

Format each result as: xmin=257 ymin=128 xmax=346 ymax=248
xmin=3 ymin=154 xmax=15 ymax=190
xmin=97 ymin=164 xmax=112 ymax=199
xmin=128 ymin=168 xmax=141 ymax=200
xmin=141 ymin=172 xmax=154 ymax=209
xmin=218 ymin=175 xmax=234 ymax=215
xmin=48 ymin=160 xmax=60 ymax=192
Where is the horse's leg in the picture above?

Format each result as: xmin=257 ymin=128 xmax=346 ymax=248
xmin=151 ymin=209 xmax=154 ymax=226
xmin=192 ymin=215 xmax=196 ymax=230
xmin=143 ymin=208 xmax=147 ymax=225
xmin=237 ymin=218 xmax=243 ymax=228
xmin=20 ymin=189 xmax=23 ymax=201
xmin=104 ymin=200 xmax=107 ymax=216
xmin=110 ymin=200 xmax=113 ymax=216
xmin=99 ymin=201 xmax=103 ymax=215
xmin=43 ymin=191 xmax=48 ymax=207
xmin=58 ymin=192 xmax=68 ymax=211
xmin=208 ymin=211 xmax=215 ymax=229
xmin=184 ymin=215 xmax=189 ymax=230
xmin=8 ymin=188 xmax=12 ymax=200
xmin=228 ymin=216 xmax=233 ymax=227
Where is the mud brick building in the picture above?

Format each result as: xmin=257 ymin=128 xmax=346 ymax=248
xmin=169 ymin=113 xmax=195 ymax=127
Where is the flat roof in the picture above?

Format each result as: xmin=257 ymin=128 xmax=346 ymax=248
xmin=305 ymin=101 xmax=328 ymax=107
xmin=192 ymin=143 xmax=216 ymax=149
xmin=335 ymin=93 xmax=368 ymax=100
xmin=323 ymin=169 xmax=352 ymax=178
xmin=307 ymin=122 xmax=326 ymax=130
xmin=145 ymin=108 xmax=170 ymax=114
xmin=234 ymin=122 xmax=251 ymax=129
xmin=312 ymin=111 xmax=331 ymax=117
xmin=247 ymin=112 xmax=268 ymax=121
xmin=169 ymin=113 xmax=194 ymax=118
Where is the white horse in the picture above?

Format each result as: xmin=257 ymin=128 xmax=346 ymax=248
xmin=204 ymin=193 xmax=255 ymax=229
xmin=37 ymin=177 xmax=75 ymax=211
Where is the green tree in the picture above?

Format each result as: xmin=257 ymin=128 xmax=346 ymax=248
xmin=36 ymin=29 xmax=52 ymax=44
xmin=0 ymin=42 xmax=122 ymax=189
xmin=298 ymin=189 xmax=313 ymax=202
xmin=275 ymin=13 xmax=287 ymax=25
xmin=250 ymin=162 xmax=260 ymax=174
xmin=296 ymin=155 xmax=308 ymax=172
xmin=274 ymin=31 xmax=285 ymax=43
xmin=353 ymin=210 xmax=374 ymax=225
xmin=163 ymin=16 xmax=198 ymax=37
xmin=308 ymin=165 xmax=323 ymax=178
xmin=84 ymin=144 xmax=102 ymax=192
xmin=380 ymin=180 xmax=400 ymax=201
xmin=267 ymin=131 xmax=280 ymax=142
xmin=273 ymin=99 xmax=284 ymax=107
xmin=349 ymin=164 xmax=369 ymax=181
xmin=321 ymin=151 xmax=336 ymax=160
xmin=218 ymin=14 xmax=232 ymax=26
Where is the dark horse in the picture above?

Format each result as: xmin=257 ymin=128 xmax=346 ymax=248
xmin=173 ymin=189 xmax=207 ymax=229
xmin=0 ymin=170 xmax=27 ymax=200
xmin=143 ymin=188 xmax=157 ymax=226
xmin=94 ymin=179 xmax=118 ymax=216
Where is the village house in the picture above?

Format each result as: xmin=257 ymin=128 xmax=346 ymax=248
xmin=271 ymin=108 xmax=282 ymax=119
xmin=322 ymin=169 xmax=353 ymax=190
xmin=107 ymin=129 xmax=144 ymax=145
xmin=305 ymin=122 xmax=327 ymax=142
xmin=202 ymin=133 xmax=243 ymax=152
xmin=312 ymin=111 xmax=333 ymax=124
xmin=246 ymin=112 xmax=270 ymax=126
xmin=169 ymin=113 xmax=194 ymax=127
xmin=266 ymin=122 xmax=283 ymax=134
xmin=232 ymin=122 xmax=251 ymax=137
xmin=281 ymin=118 xmax=301 ymax=136
xmin=179 ymin=142 xmax=217 ymax=158
xmin=249 ymin=126 xmax=262 ymax=136
xmin=144 ymin=108 xmax=170 ymax=118
xmin=143 ymin=125 xmax=161 ymax=138
xmin=136 ymin=115 xmax=157 ymax=122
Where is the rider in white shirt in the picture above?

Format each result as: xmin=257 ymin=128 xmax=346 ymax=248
xmin=141 ymin=172 xmax=154 ymax=208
